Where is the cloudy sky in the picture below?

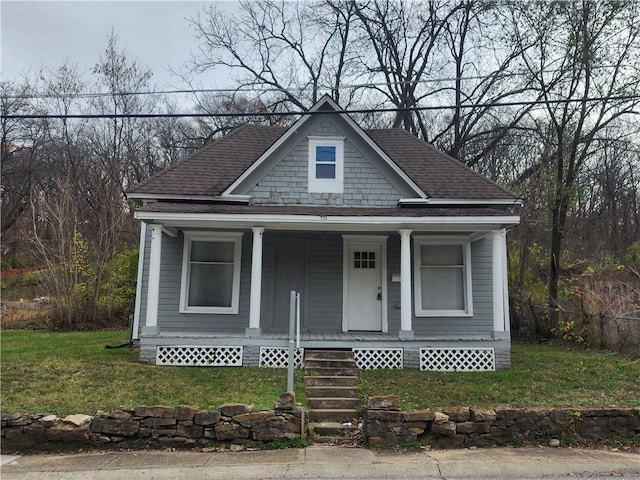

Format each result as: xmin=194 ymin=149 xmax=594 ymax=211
xmin=1 ymin=1 xmax=234 ymax=92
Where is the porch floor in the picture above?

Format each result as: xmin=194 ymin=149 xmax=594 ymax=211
xmin=157 ymin=331 xmax=494 ymax=342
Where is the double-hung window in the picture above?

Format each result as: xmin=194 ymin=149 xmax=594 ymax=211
xmin=180 ymin=232 xmax=243 ymax=314
xmin=413 ymin=237 xmax=472 ymax=317
xmin=308 ymin=136 xmax=344 ymax=193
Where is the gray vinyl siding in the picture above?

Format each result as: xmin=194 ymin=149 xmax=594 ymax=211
xmin=248 ymin=115 xmax=407 ymax=206
xmin=138 ymin=228 xmax=495 ymax=337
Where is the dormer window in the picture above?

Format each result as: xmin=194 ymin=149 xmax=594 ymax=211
xmin=308 ymin=136 xmax=344 ymax=193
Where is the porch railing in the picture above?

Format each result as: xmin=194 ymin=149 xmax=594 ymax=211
xmin=287 ymin=290 xmax=301 ymax=392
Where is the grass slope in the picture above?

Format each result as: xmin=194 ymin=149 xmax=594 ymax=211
xmin=359 ymin=343 xmax=640 ymax=409
xmin=1 ymin=330 xmax=638 ymax=415
xmin=1 ymin=330 xmax=305 ymax=415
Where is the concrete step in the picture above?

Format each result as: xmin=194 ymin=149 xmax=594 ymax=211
xmin=309 ymin=420 xmax=360 ymax=444
xmin=304 ymin=376 xmax=358 ymax=387
xmin=309 ymin=409 xmax=361 ymax=423
xmin=305 ymin=349 xmax=354 ymax=360
xmin=309 ymin=421 xmax=359 ymax=437
xmin=307 ymin=397 xmax=361 ymax=410
xmin=305 ymin=386 xmax=359 ymax=398
xmin=305 ymin=366 xmax=359 ymax=376
xmin=305 ymin=358 xmax=357 ymax=369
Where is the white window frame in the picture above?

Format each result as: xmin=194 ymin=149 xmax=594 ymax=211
xmin=307 ymin=136 xmax=344 ymax=193
xmin=413 ymin=236 xmax=473 ymax=317
xmin=180 ymin=231 xmax=243 ymax=314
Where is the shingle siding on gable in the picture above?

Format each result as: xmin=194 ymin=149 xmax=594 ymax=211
xmin=248 ymin=121 xmax=402 ymax=206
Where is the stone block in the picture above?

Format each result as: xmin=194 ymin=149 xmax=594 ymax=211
xmin=40 ymin=415 xmax=59 ymax=427
xmin=140 ymin=417 xmax=176 ymax=428
xmin=176 ymin=406 xmax=200 ymax=421
xmin=63 ymin=414 xmax=93 ymax=427
xmin=495 ymin=408 xmax=520 ymax=422
xmin=275 ymin=391 xmax=295 ymax=410
xmin=433 ymin=412 xmax=449 ymax=424
xmin=471 ymin=408 xmax=496 ymax=422
xmin=215 ymin=423 xmax=249 ymax=440
xmin=91 ymin=418 xmax=139 ymax=436
xmin=367 ymin=395 xmax=400 ymax=410
xmin=219 ymin=403 xmax=252 ymax=417
xmin=134 ymin=406 xmax=176 ymax=419
xmin=176 ymin=423 xmax=204 ymax=438
xmin=234 ymin=411 xmax=274 ymax=425
xmin=366 ymin=410 xmax=402 ymax=422
xmin=108 ymin=409 xmax=133 ymax=420
xmin=365 ymin=419 xmax=398 ymax=436
xmin=47 ymin=423 xmax=90 ymax=442
xmin=442 ymin=407 xmax=470 ymax=422
xmin=403 ymin=409 xmax=435 ymax=422
xmin=203 ymin=428 xmax=216 ymax=439
xmin=431 ymin=421 xmax=457 ymax=437
xmin=456 ymin=422 xmax=491 ymax=434
xmin=195 ymin=411 xmax=221 ymax=426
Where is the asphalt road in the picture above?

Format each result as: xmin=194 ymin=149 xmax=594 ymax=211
xmin=1 ymin=446 xmax=639 ymax=479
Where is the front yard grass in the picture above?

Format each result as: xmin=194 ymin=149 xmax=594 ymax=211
xmin=359 ymin=343 xmax=640 ymax=409
xmin=1 ymin=329 xmax=306 ymax=415
xmin=1 ymin=330 xmax=638 ymax=415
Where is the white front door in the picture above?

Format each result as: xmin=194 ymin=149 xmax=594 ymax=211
xmin=345 ymin=242 xmax=384 ymax=331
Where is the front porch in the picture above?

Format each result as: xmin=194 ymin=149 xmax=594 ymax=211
xmin=138 ymin=330 xmax=509 ymax=371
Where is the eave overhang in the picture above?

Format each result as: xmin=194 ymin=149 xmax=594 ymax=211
xmin=134 ymin=210 xmax=520 ymax=232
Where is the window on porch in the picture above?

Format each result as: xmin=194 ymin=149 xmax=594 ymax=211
xmin=413 ymin=238 xmax=473 ymax=317
xmin=180 ymin=232 xmax=243 ymax=314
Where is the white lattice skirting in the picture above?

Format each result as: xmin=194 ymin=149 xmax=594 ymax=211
xmin=420 ymin=347 xmax=495 ymax=372
xmin=156 ymin=346 xmax=243 ymax=367
xmin=353 ymin=348 xmax=403 ymax=369
xmin=259 ymin=347 xmax=304 ymax=368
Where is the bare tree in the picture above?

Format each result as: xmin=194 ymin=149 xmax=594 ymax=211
xmin=512 ymin=0 xmax=640 ymax=328
xmin=188 ymin=0 xmax=358 ymax=111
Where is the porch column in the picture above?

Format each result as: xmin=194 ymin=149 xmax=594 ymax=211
xmin=492 ymin=229 xmax=507 ymax=334
xmin=399 ymin=229 xmax=414 ymax=339
xmin=144 ymin=223 xmax=163 ymax=335
xmin=247 ymin=227 xmax=264 ymax=337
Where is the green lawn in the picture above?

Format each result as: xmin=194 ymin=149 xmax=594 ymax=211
xmin=1 ymin=330 xmax=638 ymax=415
xmin=359 ymin=343 xmax=640 ymax=409
xmin=1 ymin=330 xmax=306 ymax=415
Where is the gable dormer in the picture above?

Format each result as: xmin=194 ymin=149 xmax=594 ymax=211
xmin=226 ymin=96 xmax=424 ymax=207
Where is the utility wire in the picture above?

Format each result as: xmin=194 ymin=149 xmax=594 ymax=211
xmin=3 ymin=63 xmax=636 ymax=101
xmin=3 ymin=94 xmax=640 ymax=120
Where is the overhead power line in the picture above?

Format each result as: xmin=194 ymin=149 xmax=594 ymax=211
xmin=3 ymin=63 xmax=636 ymax=101
xmin=3 ymin=94 xmax=640 ymax=120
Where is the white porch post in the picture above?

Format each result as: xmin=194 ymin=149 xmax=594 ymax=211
xmin=492 ymin=229 xmax=507 ymax=334
xmin=399 ymin=229 xmax=414 ymax=339
xmin=247 ymin=227 xmax=264 ymax=337
xmin=131 ymin=222 xmax=147 ymax=340
xmin=144 ymin=224 xmax=163 ymax=335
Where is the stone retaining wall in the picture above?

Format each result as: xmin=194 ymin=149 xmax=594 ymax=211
xmin=1 ymin=394 xmax=306 ymax=452
xmin=364 ymin=396 xmax=640 ymax=447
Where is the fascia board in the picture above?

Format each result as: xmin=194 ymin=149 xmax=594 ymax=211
xmin=134 ymin=211 xmax=520 ymax=231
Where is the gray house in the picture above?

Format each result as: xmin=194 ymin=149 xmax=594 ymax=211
xmin=127 ymin=96 xmax=520 ymax=371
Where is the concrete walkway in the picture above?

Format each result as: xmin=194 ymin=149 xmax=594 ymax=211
xmin=1 ymin=446 xmax=638 ymax=479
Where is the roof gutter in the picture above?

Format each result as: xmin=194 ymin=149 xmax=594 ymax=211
xmin=397 ymin=198 xmax=522 ymax=206
xmin=126 ymin=193 xmax=252 ymax=204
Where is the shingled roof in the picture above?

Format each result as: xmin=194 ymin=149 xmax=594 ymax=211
xmin=127 ymin=123 xmax=517 ymax=201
